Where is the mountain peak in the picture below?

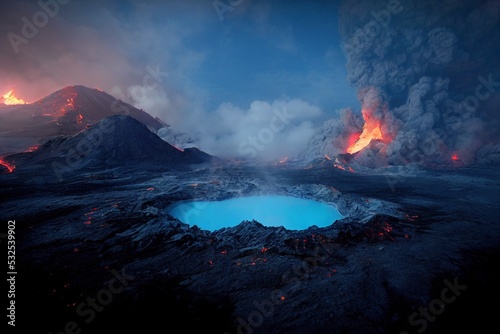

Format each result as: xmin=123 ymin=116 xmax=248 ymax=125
xmin=30 ymin=85 xmax=165 ymax=131
xmin=0 ymin=85 xmax=168 ymax=156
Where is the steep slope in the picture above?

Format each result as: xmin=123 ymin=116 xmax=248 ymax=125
xmin=0 ymin=85 xmax=166 ymax=155
xmin=3 ymin=115 xmax=215 ymax=175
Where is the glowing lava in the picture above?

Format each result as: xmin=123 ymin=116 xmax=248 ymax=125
xmin=333 ymin=163 xmax=355 ymax=173
xmin=36 ymin=87 xmax=77 ymax=118
xmin=347 ymin=132 xmax=361 ymax=150
xmin=346 ymin=110 xmax=384 ymax=154
xmin=0 ymin=158 xmax=15 ymax=173
xmin=1 ymin=90 xmax=27 ymax=105
xmin=279 ymin=156 xmax=288 ymax=164
xmin=24 ymin=145 xmax=40 ymax=153
xmin=333 ymin=164 xmax=346 ymax=171
xmin=451 ymin=153 xmax=459 ymax=161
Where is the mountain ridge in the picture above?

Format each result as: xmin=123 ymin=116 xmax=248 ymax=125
xmin=0 ymin=85 xmax=166 ymax=155
xmin=2 ymin=115 xmax=216 ymax=176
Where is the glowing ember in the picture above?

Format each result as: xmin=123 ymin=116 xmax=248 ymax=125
xmin=56 ymin=97 xmax=76 ymax=118
xmin=36 ymin=88 xmax=77 ymax=118
xmin=333 ymin=164 xmax=346 ymax=171
xmin=346 ymin=111 xmax=384 ymax=154
xmin=451 ymin=153 xmax=459 ymax=161
xmin=1 ymin=90 xmax=27 ymax=105
xmin=0 ymin=158 xmax=15 ymax=173
xmin=24 ymin=145 xmax=40 ymax=152
xmin=347 ymin=132 xmax=361 ymax=150
xmin=279 ymin=156 xmax=288 ymax=164
xmin=346 ymin=101 xmax=391 ymax=154
xmin=333 ymin=163 xmax=355 ymax=173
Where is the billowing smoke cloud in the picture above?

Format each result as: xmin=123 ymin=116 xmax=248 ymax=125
xmin=4 ymin=0 xmax=497 ymax=166
xmin=302 ymin=107 xmax=362 ymax=160
xmin=160 ymin=98 xmax=323 ymax=161
xmin=307 ymin=0 xmax=500 ymax=166
xmin=0 ymin=0 xmax=340 ymax=162
xmin=0 ymin=0 xmax=207 ymax=122
xmin=0 ymin=2 xmax=134 ymax=102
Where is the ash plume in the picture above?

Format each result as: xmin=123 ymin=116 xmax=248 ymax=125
xmin=312 ymin=0 xmax=500 ymax=167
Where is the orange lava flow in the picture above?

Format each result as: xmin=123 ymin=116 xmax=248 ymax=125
xmin=333 ymin=164 xmax=346 ymax=171
xmin=347 ymin=132 xmax=361 ymax=150
xmin=279 ymin=156 xmax=288 ymax=164
xmin=1 ymin=90 xmax=27 ymax=105
xmin=346 ymin=108 xmax=384 ymax=154
xmin=24 ymin=145 xmax=40 ymax=152
xmin=0 ymin=159 xmax=15 ymax=173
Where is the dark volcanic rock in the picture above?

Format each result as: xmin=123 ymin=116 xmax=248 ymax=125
xmin=5 ymin=115 xmax=217 ymax=173
xmin=34 ymin=85 xmax=165 ymax=131
xmin=0 ymin=85 xmax=165 ymax=155
xmin=2 ymin=141 xmax=499 ymax=334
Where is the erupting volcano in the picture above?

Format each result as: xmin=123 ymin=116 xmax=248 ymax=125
xmin=0 ymin=85 xmax=167 ymax=155
xmin=1 ymin=90 xmax=27 ymax=105
xmin=1 ymin=1 xmax=498 ymax=333
xmin=346 ymin=106 xmax=386 ymax=154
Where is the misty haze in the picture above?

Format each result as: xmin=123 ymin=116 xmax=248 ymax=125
xmin=1 ymin=0 xmax=499 ymax=333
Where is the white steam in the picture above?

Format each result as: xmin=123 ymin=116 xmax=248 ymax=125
xmin=158 ymin=98 xmax=324 ymax=161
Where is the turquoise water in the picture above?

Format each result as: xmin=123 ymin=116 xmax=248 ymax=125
xmin=167 ymin=195 xmax=343 ymax=231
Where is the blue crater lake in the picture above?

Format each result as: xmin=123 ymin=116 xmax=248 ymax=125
xmin=167 ymin=195 xmax=344 ymax=231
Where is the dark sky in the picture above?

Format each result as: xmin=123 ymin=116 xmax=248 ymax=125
xmin=0 ymin=0 xmax=362 ymax=160
xmin=6 ymin=1 xmax=495 ymax=164
xmin=0 ymin=0 xmax=358 ymax=116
